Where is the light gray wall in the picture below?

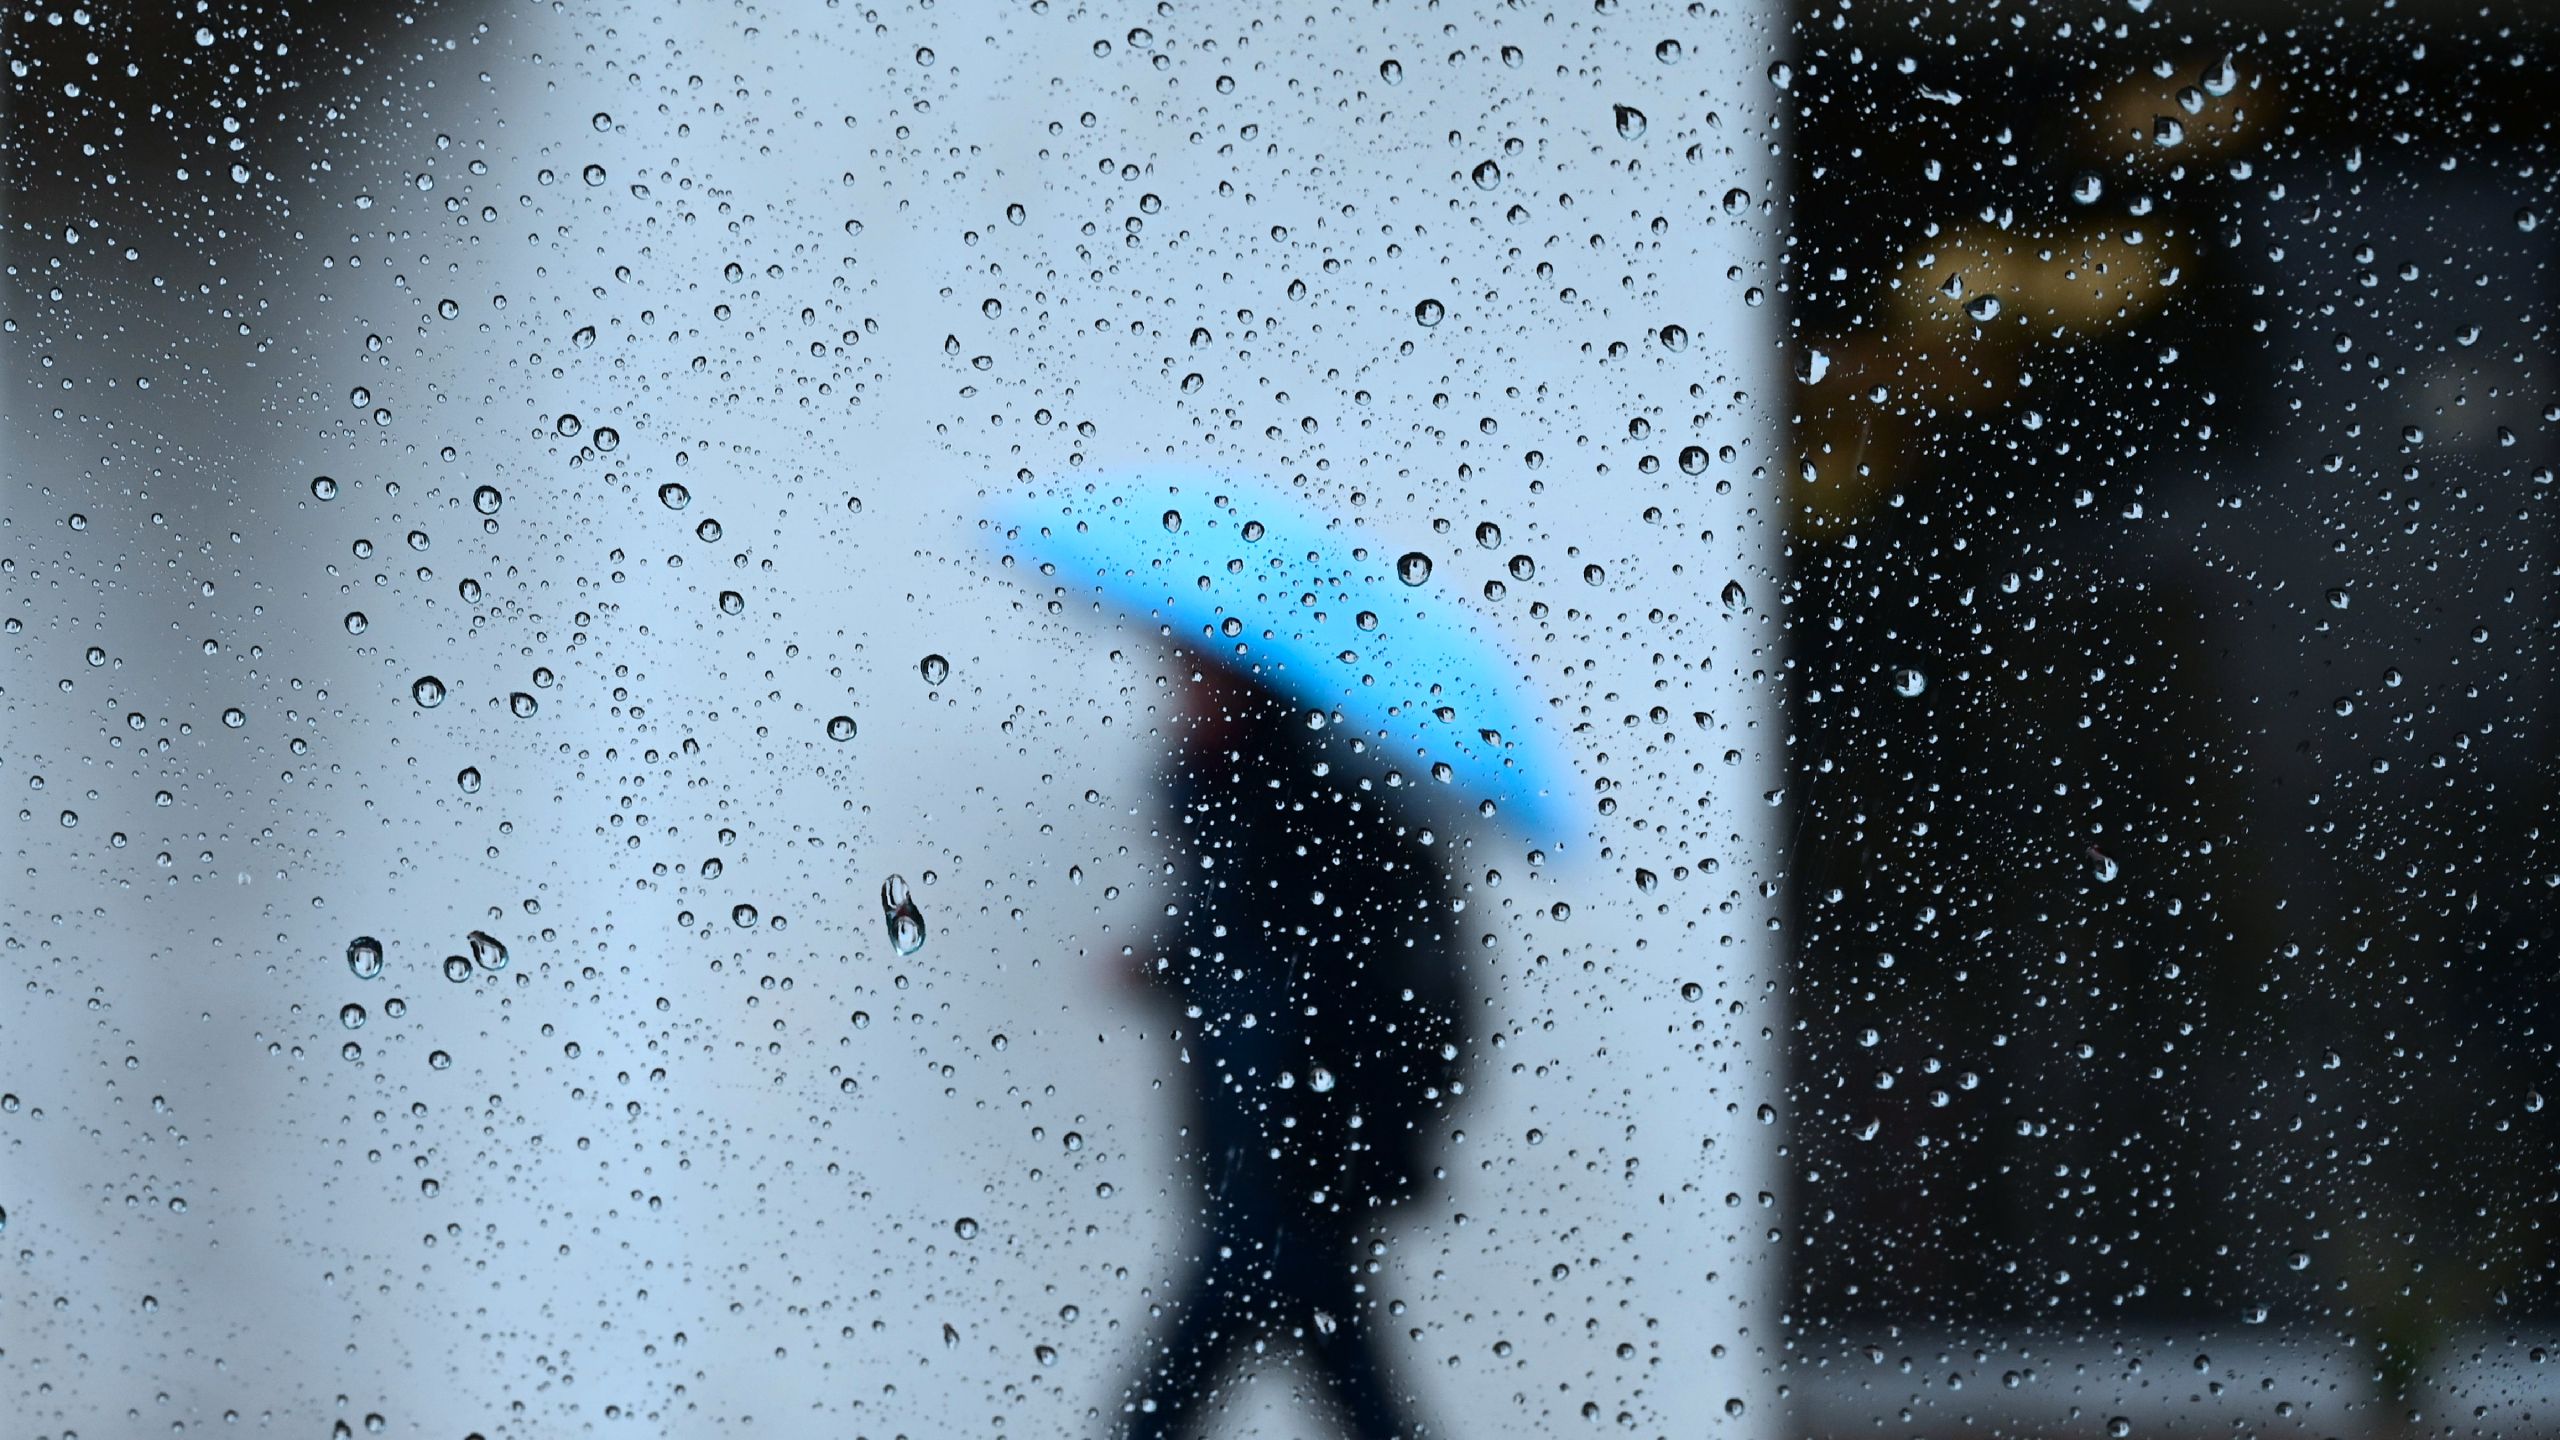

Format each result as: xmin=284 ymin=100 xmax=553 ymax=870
xmin=3 ymin=1 xmax=1784 ymax=1434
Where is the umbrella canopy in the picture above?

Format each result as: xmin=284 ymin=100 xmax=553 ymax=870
xmin=982 ymin=469 xmax=1575 ymax=853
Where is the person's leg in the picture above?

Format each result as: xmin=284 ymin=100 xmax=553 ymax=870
xmin=1273 ymin=1232 xmax=1430 ymax=1440
xmin=1121 ymin=1254 xmax=1249 ymax=1440
xmin=1124 ymin=1130 xmax=1286 ymax=1440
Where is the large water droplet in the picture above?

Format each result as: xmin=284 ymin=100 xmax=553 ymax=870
xmin=346 ymin=936 xmax=385 ymax=980
xmin=882 ymin=875 xmax=928 ymax=955
xmin=1397 ymin=552 xmax=1433 ymax=586
xmin=467 ymin=930 xmax=509 ymax=971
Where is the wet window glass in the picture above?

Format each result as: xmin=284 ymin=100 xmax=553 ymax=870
xmin=6 ymin=2 xmax=2553 ymax=1437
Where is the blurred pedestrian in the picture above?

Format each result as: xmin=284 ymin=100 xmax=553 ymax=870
xmin=1117 ymin=661 xmax=1470 ymax=1440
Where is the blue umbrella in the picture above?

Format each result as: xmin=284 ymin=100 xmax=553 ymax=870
xmin=982 ymin=469 xmax=1575 ymax=853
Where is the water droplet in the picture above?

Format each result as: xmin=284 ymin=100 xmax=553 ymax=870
xmin=466 ymin=930 xmax=509 ymax=972
xmin=696 ymin=518 xmax=723 ymax=543
xmin=457 ymin=766 xmax=482 ymax=794
xmin=2153 ymin=115 xmax=2185 ymax=147
xmin=413 ymin=677 xmax=446 ymax=708
xmin=222 ymin=707 xmax=246 ymax=728
xmin=1722 ymin=580 xmax=1748 ymax=609
xmin=572 ymin=324 xmax=598 ymax=348
xmin=339 ymin=1003 xmax=367 ymax=1031
xmin=1397 ymin=552 xmax=1433 ymax=586
xmin=718 ymin=590 xmax=745 ymax=615
xmin=921 ymin=654 xmax=951 ymax=685
xmin=311 ymin=475 xmax=339 ymax=501
xmin=593 ymin=426 xmax=620 ymax=452
xmin=1379 ymin=58 xmax=1402 ymax=84
xmin=472 ymin=485 xmax=503 ymax=515
xmin=953 ymin=1216 xmax=979 ymax=1239
xmin=508 ymin=692 xmax=539 ymax=718
xmin=442 ymin=955 xmax=473 ymax=983
xmin=827 ymin=715 xmax=858 ymax=743
xmin=582 ymin=162 xmax=607 ymax=186
xmin=732 ymin=903 xmax=760 ymax=928
xmin=1655 ymin=39 xmax=1683 ymax=63
xmin=2071 ymin=171 xmax=2105 ymax=205
xmin=1414 ymin=298 xmax=1445 ymax=328
xmin=1309 ymin=1068 xmax=1337 ymax=1094
xmin=658 ymin=482 xmax=690 ymax=511
xmin=883 ymin=875 xmax=928 ymax=955
xmin=1613 ymin=104 xmax=1647 ymax=140
xmin=1893 ymin=667 xmax=1927 ymax=697
xmin=346 ymin=936 xmax=385 ymax=981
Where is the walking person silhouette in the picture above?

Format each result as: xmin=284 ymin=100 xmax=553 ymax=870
xmin=1117 ymin=661 xmax=1470 ymax=1439
xmin=981 ymin=472 xmax=1568 ymax=1439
